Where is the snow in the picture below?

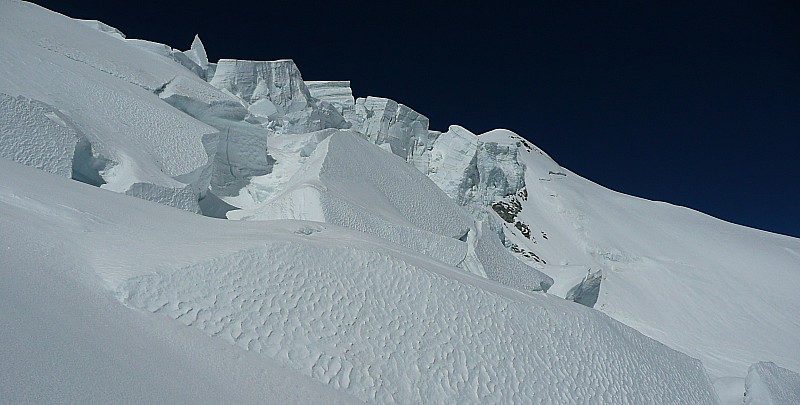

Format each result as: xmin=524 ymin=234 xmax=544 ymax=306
xmin=209 ymin=59 xmax=348 ymax=133
xmin=0 ymin=158 xmax=720 ymax=404
xmin=0 ymin=93 xmax=79 ymax=178
xmin=306 ymin=80 xmax=356 ymax=120
xmin=0 ymin=0 xmax=226 ymax=211
xmin=230 ymin=130 xmax=552 ymax=292
xmin=229 ymin=130 xmax=473 ymax=268
xmin=351 ymin=96 xmax=435 ymax=164
xmin=744 ymin=362 xmax=800 ymax=405
xmin=184 ymin=34 xmax=209 ymax=70
xmin=76 ymin=18 xmax=126 ymax=39
xmin=512 ymin=144 xmax=800 ymax=379
xmin=3 ymin=0 xmax=799 ymax=400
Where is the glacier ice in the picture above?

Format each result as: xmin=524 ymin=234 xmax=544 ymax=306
xmin=350 ymin=96 xmax=435 ymax=164
xmin=209 ymin=59 xmax=348 ymax=133
xmin=2 ymin=1 xmax=799 ymax=401
xmin=184 ymin=35 xmax=209 ymax=71
xmin=229 ymin=130 xmax=552 ymax=292
xmin=744 ymin=362 xmax=800 ymax=405
xmin=0 ymin=0 xmax=229 ymax=212
xmin=306 ymin=81 xmax=356 ymax=121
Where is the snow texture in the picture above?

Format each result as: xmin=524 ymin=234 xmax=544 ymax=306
xmin=0 ymin=0 xmax=225 ymax=211
xmin=0 ymin=93 xmax=80 ymax=178
xmin=3 ymin=1 xmax=800 ymax=401
xmin=0 ymin=158 xmax=720 ymax=404
xmin=744 ymin=362 xmax=800 ymax=405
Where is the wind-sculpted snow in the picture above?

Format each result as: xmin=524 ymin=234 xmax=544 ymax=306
xmin=0 ymin=93 xmax=79 ymax=178
xmin=744 ymin=362 xmax=800 ymax=405
xmin=2 ymin=157 xmax=721 ymax=403
xmin=118 ymin=242 xmax=718 ymax=404
xmin=210 ymin=59 xmax=347 ymax=133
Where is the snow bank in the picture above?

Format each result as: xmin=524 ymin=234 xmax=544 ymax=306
xmin=744 ymin=362 xmax=800 ymax=405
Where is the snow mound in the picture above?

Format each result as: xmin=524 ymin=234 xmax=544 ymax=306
xmin=118 ymin=243 xmax=718 ymax=404
xmin=744 ymin=362 xmax=800 ymax=405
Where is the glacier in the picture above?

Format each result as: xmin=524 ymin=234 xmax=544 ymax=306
xmin=1 ymin=1 xmax=798 ymax=403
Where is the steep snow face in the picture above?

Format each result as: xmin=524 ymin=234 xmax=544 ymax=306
xmin=0 ymin=0 xmax=232 ymax=212
xmin=1 ymin=159 xmax=720 ymax=404
xmin=209 ymin=59 xmax=348 ymax=133
xmin=230 ymin=130 xmax=552 ymax=292
xmin=425 ymin=126 xmax=527 ymax=214
xmin=744 ymin=362 xmax=800 ymax=405
xmin=306 ymin=81 xmax=356 ymax=121
xmin=0 ymin=93 xmax=81 ymax=178
xmin=464 ymin=129 xmax=800 ymax=379
xmin=229 ymin=130 xmax=473 ymax=268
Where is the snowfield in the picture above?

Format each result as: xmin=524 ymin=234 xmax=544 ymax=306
xmin=0 ymin=158 xmax=719 ymax=403
xmin=1 ymin=0 xmax=798 ymax=403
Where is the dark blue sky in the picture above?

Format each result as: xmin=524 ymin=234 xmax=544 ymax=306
xmin=38 ymin=1 xmax=800 ymax=237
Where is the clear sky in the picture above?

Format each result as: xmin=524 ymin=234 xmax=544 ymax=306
xmin=37 ymin=0 xmax=800 ymax=237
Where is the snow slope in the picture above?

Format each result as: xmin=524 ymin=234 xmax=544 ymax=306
xmin=415 ymin=126 xmax=800 ymax=380
xmin=230 ymin=130 xmax=553 ymax=292
xmin=0 ymin=157 xmax=721 ymax=404
xmin=3 ymin=1 xmax=798 ymax=401
xmin=0 ymin=0 xmax=237 ymax=211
